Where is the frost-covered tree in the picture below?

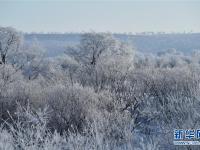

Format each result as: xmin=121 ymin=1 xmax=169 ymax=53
xmin=0 ymin=27 xmax=22 ymax=65
xmin=56 ymin=55 xmax=80 ymax=85
xmin=66 ymin=32 xmax=116 ymax=66
xmin=66 ymin=32 xmax=134 ymax=89
xmin=21 ymin=40 xmax=46 ymax=80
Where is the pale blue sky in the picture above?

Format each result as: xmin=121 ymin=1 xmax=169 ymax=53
xmin=0 ymin=0 xmax=200 ymax=33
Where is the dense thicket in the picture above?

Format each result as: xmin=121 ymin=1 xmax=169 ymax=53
xmin=0 ymin=27 xmax=200 ymax=150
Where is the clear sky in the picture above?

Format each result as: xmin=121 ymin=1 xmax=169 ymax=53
xmin=0 ymin=0 xmax=200 ymax=33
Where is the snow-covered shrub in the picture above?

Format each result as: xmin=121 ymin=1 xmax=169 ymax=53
xmin=0 ymin=126 xmax=14 ymax=150
xmin=42 ymin=83 xmax=99 ymax=133
xmin=0 ymin=103 xmax=68 ymax=150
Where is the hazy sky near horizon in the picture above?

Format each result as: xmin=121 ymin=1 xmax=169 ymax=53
xmin=0 ymin=0 xmax=200 ymax=33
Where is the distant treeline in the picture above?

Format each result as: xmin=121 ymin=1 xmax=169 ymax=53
xmin=24 ymin=33 xmax=200 ymax=56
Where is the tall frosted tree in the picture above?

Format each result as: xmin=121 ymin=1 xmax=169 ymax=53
xmin=65 ymin=32 xmax=134 ymax=88
xmin=0 ymin=27 xmax=22 ymax=65
xmin=66 ymin=32 xmax=116 ymax=65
